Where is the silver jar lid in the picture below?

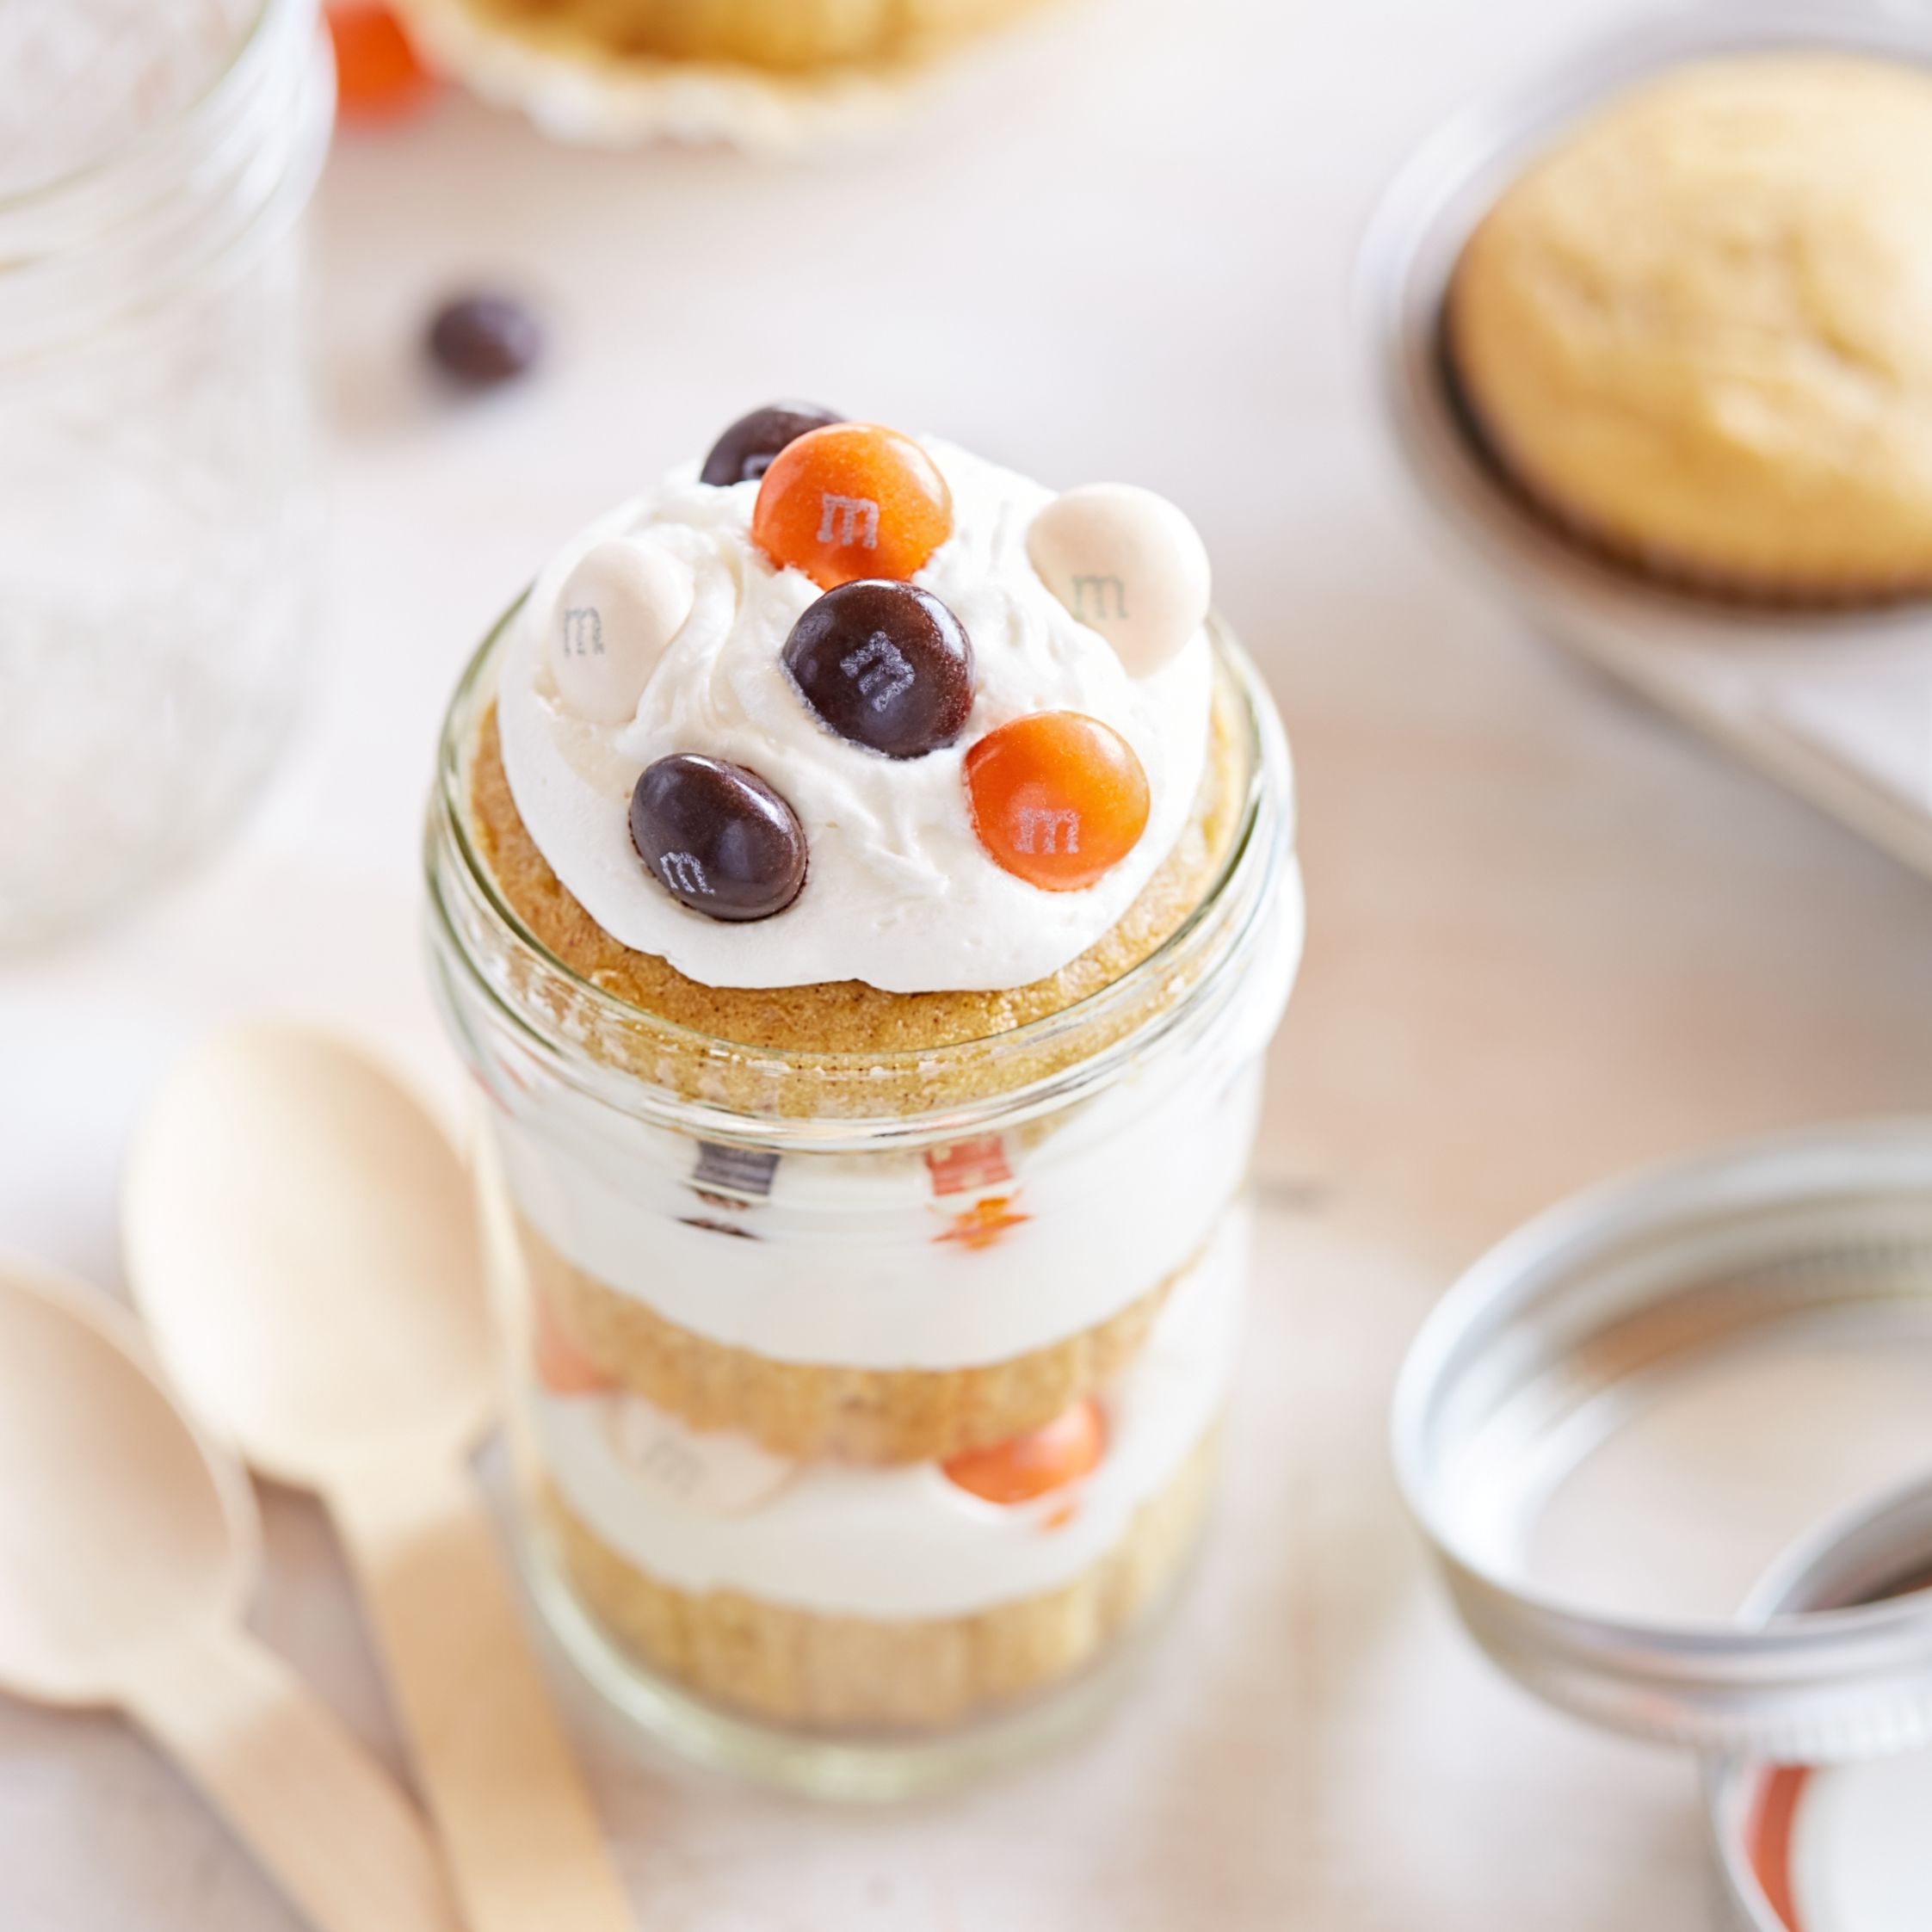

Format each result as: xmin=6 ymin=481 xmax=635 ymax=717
xmin=1393 ymin=1119 xmax=1932 ymax=1762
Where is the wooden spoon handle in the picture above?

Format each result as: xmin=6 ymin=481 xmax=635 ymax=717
xmin=328 ymin=1455 xmax=634 ymax=1932
xmin=125 ymin=1624 xmax=462 ymax=1932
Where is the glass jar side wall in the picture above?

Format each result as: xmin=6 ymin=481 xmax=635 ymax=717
xmin=428 ymin=606 xmax=1301 ymax=1791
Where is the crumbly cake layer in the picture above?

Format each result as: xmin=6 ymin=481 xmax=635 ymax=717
xmin=539 ymin=1427 xmax=1217 ymax=1731
xmin=523 ymin=1207 xmax=1187 ymax=1464
xmin=1449 ymin=55 xmax=1932 ymax=602
xmin=466 ymin=673 xmax=1244 ymax=1065
xmin=448 ymin=0 xmax=1047 ymax=74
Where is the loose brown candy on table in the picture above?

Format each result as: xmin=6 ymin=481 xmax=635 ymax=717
xmin=427 ymin=293 xmax=542 ymax=387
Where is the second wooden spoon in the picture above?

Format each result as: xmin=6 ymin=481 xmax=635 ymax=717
xmin=123 ymin=1022 xmax=633 ymax=1932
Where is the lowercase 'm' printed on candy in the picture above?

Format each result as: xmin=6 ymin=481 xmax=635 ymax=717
xmin=782 ymin=580 xmax=974 ymax=759
xmin=752 ymin=423 xmax=953 ymax=590
xmin=701 ymin=402 xmax=846 ymax=486
xmin=1026 ymin=483 xmax=1212 ymax=679
xmin=629 ymin=754 xmax=808 ymax=922
xmin=964 ymin=712 xmax=1150 ymax=892
xmin=550 ymin=539 xmax=694 ymax=725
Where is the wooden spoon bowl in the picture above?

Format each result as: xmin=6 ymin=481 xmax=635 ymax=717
xmin=124 ymin=1023 xmax=633 ymax=1932
xmin=0 ymin=1257 xmax=252 ymax=1708
xmin=0 ymin=1256 xmax=458 ymax=1932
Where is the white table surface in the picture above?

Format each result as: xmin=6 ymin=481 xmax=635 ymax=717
xmin=9 ymin=0 xmax=1932 ymax=1925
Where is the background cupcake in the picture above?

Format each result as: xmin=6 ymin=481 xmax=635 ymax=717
xmin=435 ymin=0 xmax=1052 ymax=74
xmin=1447 ymin=54 xmax=1932 ymax=603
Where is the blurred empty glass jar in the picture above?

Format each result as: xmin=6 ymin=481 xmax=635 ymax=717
xmin=0 ymin=0 xmax=332 ymax=948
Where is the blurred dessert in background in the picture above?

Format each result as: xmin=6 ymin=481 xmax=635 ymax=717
xmin=392 ymin=0 xmax=1068 ymax=145
xmin=439 ymin=0 xmax=1049 ymax=75
xmin=1447 ymin=54 xmax=1932 ymax=603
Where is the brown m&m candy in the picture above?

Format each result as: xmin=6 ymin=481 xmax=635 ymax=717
xmin=629 ymin=756 xmax=806 ymax=922
xmin=964 ymin=711 xmax=1149 ymax=892
xmin=426 ymin=292 xmax=542 ymax=387
xmin=752 ymin=423 xmax=952 ymax=589
xmin=700 ymin=402 xmax=844 ymax=487
xmin=782 ymin=581 xmax=974 ymax=759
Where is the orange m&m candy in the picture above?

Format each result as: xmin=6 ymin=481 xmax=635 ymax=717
xmin=327 ymin=3 xmax=435 ymax=120
xmin=752 ymin=423 xmax=952 ymax=590
xmin=532 ymin=1294 xmax=612 ymax=1397
xmin=942 ymin=1401 xmax=1106 ymax=1505
xmin=964 ymin=711 xmax=1150 ymax=892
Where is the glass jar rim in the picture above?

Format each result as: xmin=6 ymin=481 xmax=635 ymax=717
xmin=0 ymin=0 xmax=331 ymax=359
xmin=427 ymin=596 xmax=1298 ymax=1144
xmin=3 ymin=0 xmax=279 ymax=209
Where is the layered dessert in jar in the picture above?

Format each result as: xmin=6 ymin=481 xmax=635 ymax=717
xmin=427 ymin=404 xmax=1301 ymax=1768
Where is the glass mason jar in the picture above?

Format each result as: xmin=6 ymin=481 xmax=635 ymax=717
xmin=427 ymin=600 xmax=1303 ymax=1795
xmin=0 ymin=0 xmax=332 ymax=950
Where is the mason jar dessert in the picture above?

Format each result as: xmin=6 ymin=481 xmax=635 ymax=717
xmin=427 ymin=405 xmax=1301 ymax=1787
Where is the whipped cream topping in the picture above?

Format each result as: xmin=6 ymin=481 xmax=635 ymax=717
xmin=529 ymin=1207 xmax=1246 ymax=1620
xmin=497 ymin=439 xmax=1214 ymax=993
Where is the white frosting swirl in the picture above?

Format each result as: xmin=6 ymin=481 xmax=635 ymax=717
xmin=496 ymin=438 xmax=1213 ymax=993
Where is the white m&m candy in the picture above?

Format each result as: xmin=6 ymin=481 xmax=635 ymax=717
xmin=607 ymin=1395 xmax=795 ymax=1515
xmin=1027 ymin=483 xmax=1211 ymax=678
xmin=549 ymin=538 xmax=694 ymax=725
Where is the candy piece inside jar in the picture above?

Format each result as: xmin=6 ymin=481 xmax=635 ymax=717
xmin=628 ymin=755 xmax=808 ymax=922
xmin=606 ymin=1395 xmax=798 ymax=1517
xmin=549 ymin=539 xmax=694 ymax=725
xmin=781 ymin=579 xmax=975 ymax=759
xmin=1027 ymin=483 xmax=1212 ymax=678
xmin=964 ymin=711 xmax=1151 ymax=891
xmin=700 ymin=402 xmax=845 ymax=487
xmin=941 ymin=1400 xmax=1107 ymax=1504
xmin=532 ymin=1293 xmax=614 ymax=1397
xmin=752 ymin=423 xmax=954 ymax=590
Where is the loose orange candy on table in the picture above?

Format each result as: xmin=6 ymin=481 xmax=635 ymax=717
xmin=965 ymin=711 xmax=1150 ymax=892
xmin=942 ymin=1401 xmax=1106 ymax=1505
xmin=327 ymin=3 xmax=435 ymax=120
xmin=752 ymin=423 xmax=953 ymax=590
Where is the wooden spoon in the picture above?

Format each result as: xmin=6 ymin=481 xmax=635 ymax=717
xmin=0 ymin=1256 xmax=460 ymax=1932
xmin=123 ymin=1024 xmax=633 ymax=1932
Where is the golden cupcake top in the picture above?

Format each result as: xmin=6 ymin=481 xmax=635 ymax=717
xmin=1448 ymin=53 xmax=1932 ymax=599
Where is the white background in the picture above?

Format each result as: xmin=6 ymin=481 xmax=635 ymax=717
xmin=6 ymin=0 xmax=1932 ymax=1924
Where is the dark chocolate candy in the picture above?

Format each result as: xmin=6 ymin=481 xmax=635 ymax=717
xmin=700 ymin=403 xmax=844 ymax=487
xmin=426 ymin=292 xmax=542 ymax=386
xmin=781 ymin=580 xmax=973 ymax=760
xmin=629 ymin=756 xmax=807 ymax=922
